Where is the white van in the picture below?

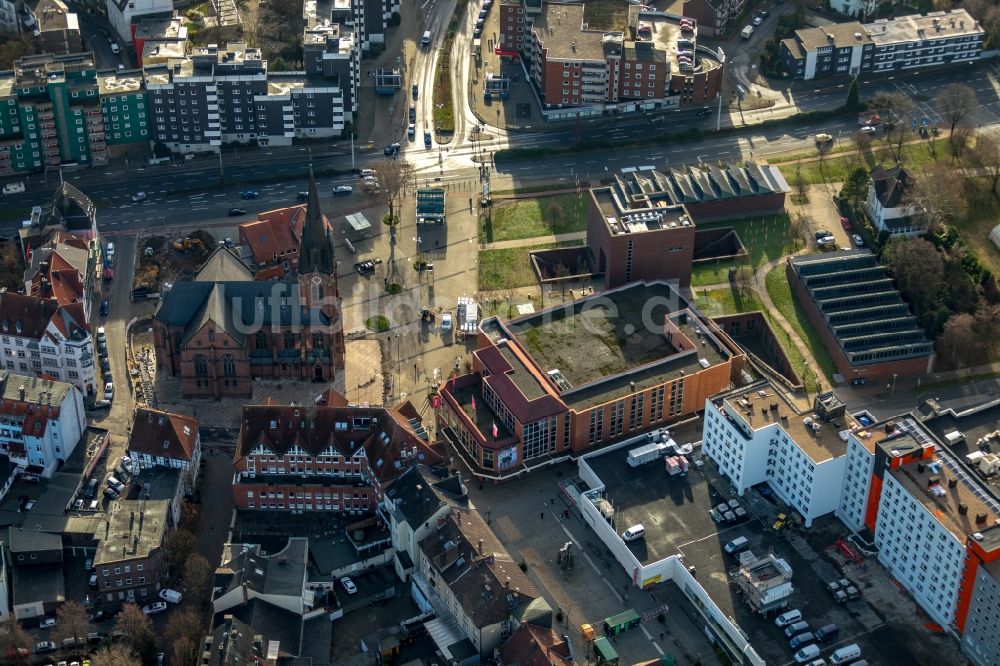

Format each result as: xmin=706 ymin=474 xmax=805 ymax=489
xmin=793 ymin=644 xmax=821 ymax=663
xmin=421 ymin=30 xmax=431 ymax=46
xmin=774 ymin=609 xmax=803 ymax=628
xmin=723 ymin=536 xmax=749 ymax=554
xmin=3 ymin=181 xmax=25 ymax=195
xmin=741 ymin=25 xmax=753 ymax=39
xmin=829 ymin=644 xmax=862 ymax=664
xmin=622 ymin=524 xmax=645 ymax=541
xmin=159 ymin=588 xmax=183 ymax=604
xmin=110 ymin=42 xmax=120 ymax=54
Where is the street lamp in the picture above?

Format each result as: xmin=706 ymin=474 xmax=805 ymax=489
xmin=891 ymin=373 xmax=898 ymax=398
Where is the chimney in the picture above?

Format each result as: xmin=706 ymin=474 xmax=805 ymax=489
xmin=948 ymin=478 xmax=958 ymax=489
xmin=478 ymin=538 xmax=484 ymax=555
xmin=917 ymin=463 xmax=925 ymax=474
xmin=958 ymin=503 xmax=968 ymax=515
xmin=976 ymin=513 xmax=988 ymax=525
xmin=884 ymin=421 xmax=896 ymax=434
xmin=18 ymin=385 xmax=25 ymax=400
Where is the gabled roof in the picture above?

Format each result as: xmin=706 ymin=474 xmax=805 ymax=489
xmin=195 ymin=246 xmax=255 ymax=282
xmin=420 ymin=510 xmax=544 ymax=629
xmin=870 ymin=163 xmax=912 ymax=208
xmin=499 ymin=624 xmax=575 ymax=666
xmin=234 ymin=394 xmax=441 ymax=480
xmin=128 ymin=407 xmax=199 ymax=461
xmin=239 ymin=206 xmax=307 ymax=266
xmin=48 ymin=182 xmax=96 ymax=232
xmin=0 ymin=293 xmax=61 ymax=339
xmin=155 ymin=281 xmax=327 ymax=346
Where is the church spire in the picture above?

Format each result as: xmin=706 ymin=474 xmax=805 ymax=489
xmin=297 ymin=168 xmax=335 ymax=275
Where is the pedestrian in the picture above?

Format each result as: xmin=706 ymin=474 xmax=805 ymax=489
xmin=540 ymin=512 xmax=544 ymax=519
xmin=660 ymin=632 xmax=665 ymax=639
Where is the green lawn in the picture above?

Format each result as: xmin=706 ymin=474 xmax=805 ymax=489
xmin=691 ymin=287 xmax=763 ymax=316
xmin=479 ymin=240 xmax=583 ymax=290
xmin=777 ymin=136 xmax=957 ymax=186
xmin=691 ymin=214 xmax=803 ymax=287
xmin=764 ymin=265 xmax=838 ymax=381
xmin=481 ymin=193 xmax=588 ymax=243
xmin=953 ymin=178 xmax=1000 ymax=277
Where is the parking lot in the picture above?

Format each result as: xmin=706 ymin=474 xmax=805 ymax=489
xmin=452 ymin=409 xmax=967 ymax=666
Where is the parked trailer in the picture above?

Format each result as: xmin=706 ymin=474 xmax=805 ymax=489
xmin=627 ymin=441 xmax=669 ymax=467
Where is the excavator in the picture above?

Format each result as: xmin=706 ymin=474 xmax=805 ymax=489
xmin=172 ymin=237 xmax=205 ymax=252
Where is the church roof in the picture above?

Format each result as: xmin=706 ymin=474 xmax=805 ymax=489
xmin=297 ymin=171 xmax=335 ymax=275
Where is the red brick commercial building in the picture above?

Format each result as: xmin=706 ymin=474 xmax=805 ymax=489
xmin=436 ymin=281 xmax=746 ymax=481
xmin=231 ymin=390 xmax=441 ymax=513
xmin=528 ymin=3 xmax=723 ymax=110
xmin=152 ymin=174 xmax=345 ymax=397
xmin=786 ymin=251 xmax=935 ymax=382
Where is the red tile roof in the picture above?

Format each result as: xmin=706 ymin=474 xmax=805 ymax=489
xmin=238 ymin=205 xmax=333 ymax=268
xmin=0 ymin=293 xmax=61 ymax=339
xmin=128 ymin=407 xmax=200 ymax=461
xmin=499 ymin=625 xmax=575 ymax=666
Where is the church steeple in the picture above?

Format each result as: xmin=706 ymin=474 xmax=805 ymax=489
xmin=297 ymin=169 xmax=335 ymax=275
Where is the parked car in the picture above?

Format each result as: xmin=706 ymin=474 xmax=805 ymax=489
xmin=104 ymin=382 xmax=114 ymax=400
xmin=814 ymin=133 xmax=833 ymax=144
xmin=74 ymin=498 xmax=84 ymax=510
xmin=813 ymin=230 xmax=832 ymax=240
xmin=130 ymin=191 xmax=147 ymax=203
xmin=784 ymin=621 xmax=811 ymax=640
xmin=412 ymin=83 xmax=419 ymax=99
xmin=2 ymin=181 xmax=25 ymax=195
xmin=441 ymin=311 xmax=453 ymax=332
xmin=228 ymin=208 xmax=247 ymax=216
xmin=851 ymin=378 xmax=866 ymax=386
xmin=839 ymin=216 xmax=852 ymax=230
xmin=88 ymin=399 xmax=112 ymax=411
xmin=408 ymin=123 xmax=416 ymax=139
xmin=6 ymin=647 xmax=28 ymax=658
xmin=723 ymin=536 xmax=749 ymax=554
xmin=424 ymin=131 xmax=433 ymax=148
xmin=142 ymin=602 xmax=168 ymax=615
xmin=39 ymin=617 xmax=56 ymax=629
xmin=775 ymin=609 xmax=803 ymax=628
xmin=354 ymin=258 xmax=382 ymax=275
xmin=89 ymin=573 xmax=98 ymax=587
xmin=814 ymin=623 xmax=839 ymax=642
xmin=621 ymin=524 xmax=646 ymax=541
xmin=752 ymin=15 xmax=763 ymax=25
xmin=789 ymin=632 xmax=816 ymax=650
xmin=19 ymin=497 xmax=35 ymax=512
xmin=852 ymin=233 xmax=864 ymax=246
xmin=36 ymin=641 xmax=57 ymax=654
xmin=383 ymin=143 xmax=401 ymax=156
xmin=340 ymin=577 xmax=358 ymax=594
xmin=334 ymin=185 xmax=353 ymax=196
xmin=159 ymin=588 xmax=183 ymax=604
xmin=859 ymin=125 xmax=877 ymax=134
xmin=103 ymin=487 xmax=120 ymax=500
xmin=100 ymin=300 xmax=109 ymax=317
xmin=793 ymin=644 xmax=822 ymax=663
xmin=360 ymin=168 xmax=377 ymax=177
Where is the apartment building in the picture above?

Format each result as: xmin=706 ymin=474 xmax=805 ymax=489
xmin=144 ymin=41 xmax=350 ymax=154
xmin=126 ymin=407 xmax=201 ymax=492
xmin=24 ymin=232 xmax=96 ymax=315
xmin=529 ymin=3 xmax=722 ymax=110
xmin=303 ymin=7 xmax=360 ymax=115
xmin=238 ymin=204 xmax=335 ymax=280
xmin=94 ymin=499 xmax=170 ymax=605
xmin=105 ymin=0 xmax=173 ymax=45
xmin=703 ymin=383 xmax=852 ymax=526
xmin=133 ymin=14 xmax=187 ymax=67
xmin=437 ymin=281 xmax=745 ymax=481
xmin=961 ymin=560 xmax=1000 ymax=666
xmin=0 ymin=52 xmax=150 ymax=176
xmin=787 ymin=251 xmax=935 ymax=381
xmin=0 ymin=293 xmax=96 ymax=395
xmin=666 ymin=0 xmax=741 ymax=37
xmin=0 ymin=371 xmax=85 ymax=478
xmin=231 ymin=390 xmax=440 ymax=513
xmin=704 ymin=399 xmax=1000 ymax=639
xmin=418 ymin=509 xmax=551 ymax=658
xmin=781 ymin=9 xmax=983 ymax=80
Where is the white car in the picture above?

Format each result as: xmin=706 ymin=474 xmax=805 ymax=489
xmin=131 ymin=191 xmax=147 ymax=203
xmin=39 ymin=617 xmax=56 ymax=629
xmin=859 ymin=125 xmax=877 ymax=134
xmin=103 ymin=382 xmax=114 ymax=400
xmin=159 ymin=588 xmax=183 ymax=604
xmin=3 ymin=181 xmax=25 ymax=195
xmin=441 ymin=312 xmax=453 ymax=332
xmin=340 ymin=577 xmax=357 ymax=594
xmin=142 ymin=601 xmax=168 ymax=615
xmin=752 ymin=15 xmax=763 ymax=25
xmin=775 ymin=609 xmax=803 ymax=627
xmin=852 ymin=233 xmax=864 ymax=246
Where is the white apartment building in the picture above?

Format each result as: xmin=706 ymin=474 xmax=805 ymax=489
xmin=835 ymin=432 xmax=875 ymax=533
xmin=105 ymin=0 xmax=173 ymax=45
xmin=0 ymin=294 xmax=96 ymax=396
xmin=0 ymin=371 xmax=85 ymax=477
xmin=961 ymin=561 xmax=1000 ymax=666
xmin=702 ymin=384 xmax=852 ymax=527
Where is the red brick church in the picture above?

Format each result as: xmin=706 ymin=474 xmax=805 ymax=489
xmin=152 ymin=173 xmax=345 ymax=397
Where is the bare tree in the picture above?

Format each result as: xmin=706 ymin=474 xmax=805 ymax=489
xmin=0 ymin=615 xmax=31 ymax=664
xmin=869 ymin=91 xmax=915 ymax=160
xmin=172 ymin=636 xmax=200 ymax=666
xmin=166 ymin=607 xmax=205 ymax=647
xmin=183 ymin=553 xmax=213 ymax=605
xmin=884 ymin=237 xmax=945 ymax=313
xmin=239 ymin=0 xmax=262 ymax=47
xmin=949 ymin=126 xmax=973 ymax=160
xmin=937 ymin=313 xmax=979 ymax=368
xmin=793 ymin=162 xmax=807 ymax=203
xmin=733 ymin=266 xmax=755 ymax=299
xmin=114 ymin=603 xmax=156 ymax=660
xmin=910 ymin=164 xmax=969 ymax=227
xmin=372 ymin=160 xmax=416 ymax=238
xmin=90 ymin=644 xmax=138 ymax=666
xmin=972 ymin=131 xmax=1000 ymax=196
xmin=935 ymin=83 xmax=978 ymax=153
xmin=163 ymin=528 xmax=197 ymax=573
xmin=55 ymin=601 xmax=92 ymax=649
